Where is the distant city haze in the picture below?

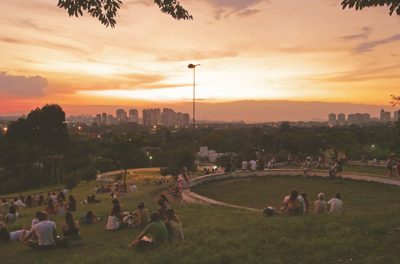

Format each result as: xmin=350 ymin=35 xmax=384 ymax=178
xmin=55 ymin=100 xmax=397 ymax=123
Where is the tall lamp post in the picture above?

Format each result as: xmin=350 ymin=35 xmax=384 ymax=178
xmin=188 ymin=64 xmax=200 ymax=130
xmin=188 ymin=63 xmax=200 ymax=175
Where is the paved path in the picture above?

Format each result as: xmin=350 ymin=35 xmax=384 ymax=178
xmin=183 ymin=169 xmax=400 ymax=212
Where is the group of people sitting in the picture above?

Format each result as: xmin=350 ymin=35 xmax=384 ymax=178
xmin=264 ymin=189 xmax=343 ymax=216
xmin=0 ymin=210 xmax=83 ymax=249
xmin=106 ymin=194 xmax=184 ymax=248
xmin=0 ymin=193 xmax=77 ymax=225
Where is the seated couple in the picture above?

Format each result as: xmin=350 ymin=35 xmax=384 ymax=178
xmin=22 ymin=211 xmax=82 ymax=249
xmin=106 ymin=202 xmax=150 ymax=231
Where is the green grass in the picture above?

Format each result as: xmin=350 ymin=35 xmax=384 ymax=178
xmin=343 ymin=164 xmax=388 ymax=176
xmin=192 ymin=176 xmax=400 ymax=214
xmin=2 ymin=173 xmax=400 ymax=263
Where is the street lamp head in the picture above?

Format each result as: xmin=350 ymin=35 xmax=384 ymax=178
xmin=188 ymin=63 xmax=200 ymax=69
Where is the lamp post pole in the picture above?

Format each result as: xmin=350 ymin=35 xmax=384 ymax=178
xmin=188 ymin=64 xmax=200 ymax=129
xmin=188 ymin=63 xmax=200 ymax=175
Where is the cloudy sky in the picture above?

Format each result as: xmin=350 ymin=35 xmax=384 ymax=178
xmin=0 ymin=0 xmax=399 ymax=119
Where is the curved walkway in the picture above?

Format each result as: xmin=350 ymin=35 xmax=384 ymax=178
xmin=182 ymin=169 xmax=400 ymax=212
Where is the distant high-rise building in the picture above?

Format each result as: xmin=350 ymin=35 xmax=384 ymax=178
xmin=176 ymin=112 xmax=190 ymax=127
xmin=161 ymin=108 xmax=175 ymax=127
xmin=380 ymin=109 xmax=391 ymax=122
xmin=394 ymin=110 xmax=400 ymax=122
xmin=143 ymin=108 xmax=161 ymax=127
xmin=101 ymin=113 xmax=107 ymax=125
xmin=328 ymin=113 xmax=336 ymax=125
xmin=95 ymin=114 xmax=102 ymax=124
xmin=107 ymin=114 xmax=115 ymax=125
xmin=116 ymin=109 xmax=128 ymax=123
xmin=128 ymin=109 xmax=139 ymax=123
xmin=348 ymin=113 xmax=370 ymax=125
xmin=337 ymin=113 xmax=346 ymax=124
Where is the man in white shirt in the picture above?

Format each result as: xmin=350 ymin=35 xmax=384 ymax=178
xmin=241 ymin=160 xmax=248 ymax=170
xmin=328 ymin=193 xmax=343 ymax=215
xmin=249 ymin=160 xmax=257 ymax=171
xmin=13 ymin=198 xmax=26 ymax=209
xmin=24 ymin=212 xmax=57 ymax=249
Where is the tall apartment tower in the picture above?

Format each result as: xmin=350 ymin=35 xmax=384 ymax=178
xmin=328 ymin=113 xmax=337 ymax=125
xmin=128 ymin=109 xmax=139 ymax=123
xmin=116 ymin=109 xmax=128 ymax=123
xmin=142 ymin=108 xmax=161 ymax=127
xmin=337 ymin=113 xmax=346 ymax=125
xmin=380 ymin=109 xmax=391 ymax=122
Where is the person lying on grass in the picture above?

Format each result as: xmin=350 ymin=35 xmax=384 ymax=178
xmin=129 ymin=212 xmax=168 ymax=249
xmin=0 ymin=222 xmax=31 ymax=243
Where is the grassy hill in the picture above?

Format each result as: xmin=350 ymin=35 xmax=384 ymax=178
xmin=1 ymin=171 xmax=400 ymax=263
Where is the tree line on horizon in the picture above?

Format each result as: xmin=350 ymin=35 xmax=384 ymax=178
xmin=1 ymin=104 xmax=400 ymax=194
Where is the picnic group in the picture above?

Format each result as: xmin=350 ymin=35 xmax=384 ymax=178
xmin=0 ymin=171 xmax=189 ymax=251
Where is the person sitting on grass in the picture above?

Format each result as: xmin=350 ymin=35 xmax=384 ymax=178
xmin=45 ymin=199 xmax=56 ymax=215
xmin=133 ymin=202 xmax=150 ymax=227
xmin=81 ymin=211 xmax=98 ymax=225
xmin=56 ymin=198 xmax=66 ymax=216
xmin=165 ymin=209 xmax=184 ymax=242
xmin=62 ymin=212 xmax=80 ymax=238
xmin=314 ymin=193 xmax=327 ymax=215
xmin=22 ymin=211 xmax=57 ymax=250
xmin=157 ymin=198 xmax=169 ymax=222
xmin=328 ymin=193 xmax=343 ymax=215
xmin=129 ymin=212 xmax=169 ymax=249
xmin=5 ymin=203 xmax=18 ymax=225
xmin=282 ymin=190 xmax=302 ymax=216
xmin=301 ymin=193 xmax=310 ymax=214
xmin=0 ymin=222 xmax=31 ymax=243
xmin=31 ymin=211 xmax=42 ymax=227
xmin=61 ymin=212 xmax=83 ymax=247
xmin=106 ymin=204 xmax=121 ymax=231
xmin=66 ymin=195 xmax=77 ymax=212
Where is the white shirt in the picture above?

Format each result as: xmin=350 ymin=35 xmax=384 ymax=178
xmin=106 ymin=215 xmax=120 ymax=231
xmin=328 ymin=198 xmax=343 ymax=215
xmin=129 ymin=185 xmax=137 ymax=192
xmin=249 ymin=160 xmax=257 ymax=171
xmin=241 ymin=161 xmax=248 ymax=170
xmin=31 ymin=220 xmax=56 ymax=246
xmin=14 ymin=200 xmax=26 ymax=209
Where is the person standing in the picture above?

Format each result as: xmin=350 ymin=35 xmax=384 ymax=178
xmin=303 ymin=157 xmax=312 ymax=177
xmin=386 ymin=154 xmax=396 ymax=177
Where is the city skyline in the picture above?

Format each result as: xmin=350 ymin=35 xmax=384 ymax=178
xmin=1 ymin=0 xmax=400 ymax=117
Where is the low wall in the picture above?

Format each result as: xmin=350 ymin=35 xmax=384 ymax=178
xmin=183 ymin=169 xmax=400 ymax=211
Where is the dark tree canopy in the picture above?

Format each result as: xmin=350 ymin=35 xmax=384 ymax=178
xmin=341 ymin=0 xmax=400 ymax=15
xmin=57 ymin=0 xmax=192 ymax=27
xmin=57 ymin=0 xmax=399 ymax=27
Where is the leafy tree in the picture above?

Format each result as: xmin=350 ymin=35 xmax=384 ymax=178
xmin=63 ymin=171 xmax=81 ymax=191
xmin=341 ymin=0 xmax=400 ymax=16
xmin=57 ymin=0 xmax=192 ymax=27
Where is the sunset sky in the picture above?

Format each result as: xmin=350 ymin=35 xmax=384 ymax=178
xmin=0 ymin=0 xmax=399 ymax=120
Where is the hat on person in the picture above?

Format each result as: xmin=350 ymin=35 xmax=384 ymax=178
xmin=317 ymin=192 xmax=325 ymax=199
